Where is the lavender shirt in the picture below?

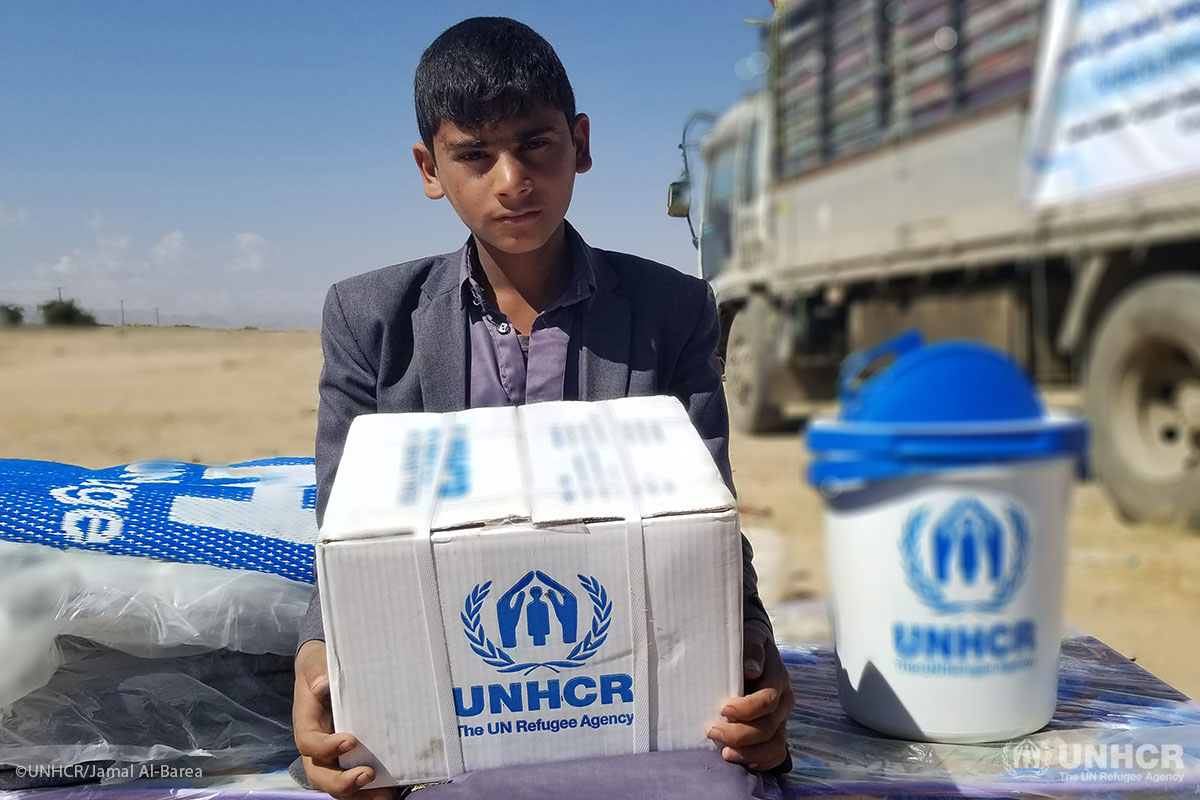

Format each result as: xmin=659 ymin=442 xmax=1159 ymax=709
xmin=460 ymin=233 xmax=594 ymax=406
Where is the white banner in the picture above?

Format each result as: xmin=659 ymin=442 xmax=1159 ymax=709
xmin=1026 ymin=0 xmax=1200 ymax=206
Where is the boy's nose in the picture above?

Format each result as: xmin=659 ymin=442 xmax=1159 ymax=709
xmin=494 ymin=153 xmax=532 ymax=196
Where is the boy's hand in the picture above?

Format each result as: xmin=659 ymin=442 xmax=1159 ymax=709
xmin=708 ymin=619 xmax=794 ymax=772
xmin=293 ymin=640 xmax=397 ymax=800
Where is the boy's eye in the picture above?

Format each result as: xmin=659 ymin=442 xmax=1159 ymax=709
xmin=458 ymin=151 xmax=488 ymax=162
xmin=522 ymin=139 xmax=549 ymax=151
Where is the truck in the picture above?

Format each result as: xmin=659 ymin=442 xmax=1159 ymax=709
xmin=668 ymin=0 xmax=1200 ymax=525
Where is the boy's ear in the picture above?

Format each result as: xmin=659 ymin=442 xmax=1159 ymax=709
xmin=572 ymin=113 xmax=592 ymax=174
xmin=412 ymin=142 xmax=445 ymax=200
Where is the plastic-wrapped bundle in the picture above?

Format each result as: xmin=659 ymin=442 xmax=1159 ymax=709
xmin=0 ymin=540 xmax=312 ymax=707
xmin=0 ymin=458 xmax=319 ymax=788
xmin=0 ymin=639 xmax=297 ymax=790
xmin=0 ymin=458 xmax=317 ymax=706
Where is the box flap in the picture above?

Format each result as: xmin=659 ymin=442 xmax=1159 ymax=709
xmin=605 ymin=396 xmax=736 ymax=516
xmin=430 ymin=406 xmax=528 ymax=530
xmin=519 ymin=397 xmax=734 ymax=525
xmin=321 ymin=412 xmax=446 ymax=541
xmin=322 ymin=397 xmax=733 ymax=541
xmin=519 ymin=401 xmax=627 ymax=525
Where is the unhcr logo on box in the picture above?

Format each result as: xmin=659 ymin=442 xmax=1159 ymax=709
xmin=1002 ymin=738 xmax=1188 ymax=784
xmin=453 ymin=570 xmax=635 ymax=735
xmin=460 ymin=570 xmax=612 ymax=675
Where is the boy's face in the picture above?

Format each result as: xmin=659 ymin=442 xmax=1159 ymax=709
xmin=413 ymin=104 xmax=591 ymax=257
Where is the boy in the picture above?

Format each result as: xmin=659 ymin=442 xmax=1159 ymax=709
xmin=293 ymin=17 xmax=793 ymax=798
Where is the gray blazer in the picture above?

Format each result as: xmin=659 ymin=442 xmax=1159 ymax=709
xmin=300 ymin=229 xmax=768 ymax=647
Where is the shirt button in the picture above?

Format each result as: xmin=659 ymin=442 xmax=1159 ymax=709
xmin=496 ymin=321 xmax=511 ymax=334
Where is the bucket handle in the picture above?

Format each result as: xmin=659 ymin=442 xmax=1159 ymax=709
xmin=839 ymin=330 xmax=924 ymax=413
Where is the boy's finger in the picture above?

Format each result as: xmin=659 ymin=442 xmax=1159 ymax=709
xmin=307 ymin=673 xmax=330 ymax=697
xmin=743 ymin=634 xmax=766 ymax=681
xmin=707 ymin=714 xmax=775 ymax=749
xmin=296 ymin=726 xmax=357 ymax=762
xmin=718 ymin=735 xmax=789 ymax=772
xmin=292 ymin=677 xmax=337 ymax=735
xmin=299 ymin=662 xmax=329 ymax=697
xmin=302 ymin=758 xmax=377 ymax=799
xmin=296 ymin=640 xmax=331 ymax=695
xmin=720 ymin=684 xmax=781 ymax=722
xmin=293 ymin=682 xmax=355 ymax=761
xmin=293 ymin=678 xmax=332 ymax=726
xmin=742 ymin=620 xmax=770 ymax=680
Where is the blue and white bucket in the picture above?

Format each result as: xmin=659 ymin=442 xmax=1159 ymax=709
xmin=806 ymin=332 xmax=1089 ymax=743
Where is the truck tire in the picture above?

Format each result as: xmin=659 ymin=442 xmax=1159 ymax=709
xmin=1084 ymin=275 xmax=1200 ymax=526
xmin=725 ymin=297 xmax=785 ymax=433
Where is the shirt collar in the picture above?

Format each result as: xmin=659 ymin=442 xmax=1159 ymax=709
xmin=457 ymin=222 xmax=597 ymax=312
xmin=458 ymin=240 xmax=486 ymax=310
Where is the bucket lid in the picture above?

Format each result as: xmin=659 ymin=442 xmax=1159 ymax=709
xmin=806 ymin=332 xmax=1088 ymax=493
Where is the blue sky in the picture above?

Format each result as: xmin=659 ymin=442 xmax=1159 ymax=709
xmin=0 ymin=2 xmax=766 ymax=328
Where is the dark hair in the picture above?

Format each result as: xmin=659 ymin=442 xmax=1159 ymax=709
xmin=415 ymin=17 xmax=576 ymax=153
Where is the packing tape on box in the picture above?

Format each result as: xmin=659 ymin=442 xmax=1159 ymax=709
xmin=411 ymin=413 xmax=468 ymax=777
xmin=598 ymin=402 xmax=652 ymax=752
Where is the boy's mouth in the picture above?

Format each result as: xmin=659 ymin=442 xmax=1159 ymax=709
xmin=496 ymin=209 xmax=542 ymax=224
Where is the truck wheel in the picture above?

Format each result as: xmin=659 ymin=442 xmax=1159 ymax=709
xmin=1084 ymin=276 xmax=1200 ymax=526
xmin=725 ymin=297 xmax=784 ymax=433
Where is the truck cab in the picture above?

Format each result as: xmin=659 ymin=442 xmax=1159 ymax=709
xmin=697 ymin=95 xmax=773 ymax=304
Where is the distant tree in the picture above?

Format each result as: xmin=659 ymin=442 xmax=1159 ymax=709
xmin=0 ymin=303 xmax=23 ymax=326
xmin=39 ymin=298 xmax=98 ymax=326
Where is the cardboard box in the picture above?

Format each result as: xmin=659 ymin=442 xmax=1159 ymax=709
xmin=317 ymin=396 xmax=742 ymax=787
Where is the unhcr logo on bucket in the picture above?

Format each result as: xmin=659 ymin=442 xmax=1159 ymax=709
xmin=1002 ymin=738 xmax=1187 ymax=784
xmin=893 ymin=498 xmax=1038 ymax=676
xmin=901 ymin=498 xmax=1031 ymax=614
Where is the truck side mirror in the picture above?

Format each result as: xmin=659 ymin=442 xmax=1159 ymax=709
xmin=667 ymin=180 xmax=692 ymax=218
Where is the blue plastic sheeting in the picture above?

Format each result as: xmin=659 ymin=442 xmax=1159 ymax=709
xmin=768 ymin=636 xmax=1200 ymax=797
xmin=0 ymin=459 xmax=318 ymax=584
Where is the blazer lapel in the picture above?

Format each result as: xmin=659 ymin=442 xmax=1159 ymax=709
xmin=411 ymin=229 xmax=633 ymax=407
xmin=578 ymin=244 xmax=632 ymax=401
xmin=414 ymin=246 xmax=468 ymax=412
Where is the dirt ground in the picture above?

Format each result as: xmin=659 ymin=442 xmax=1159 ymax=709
xmin=2 ymin=326 xmax=1198 ymax=700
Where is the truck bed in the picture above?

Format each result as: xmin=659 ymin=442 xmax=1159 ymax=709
xmin=760 ymin=103 xmax=1200 ymax=291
